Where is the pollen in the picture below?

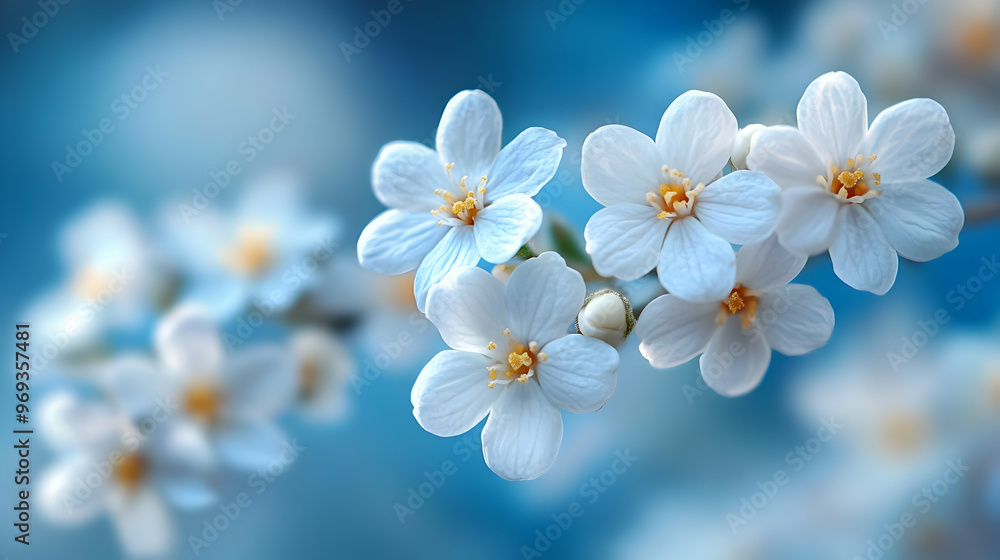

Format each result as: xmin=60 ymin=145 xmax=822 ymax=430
xmin=487 ymin=341 xmax=497 ymax=350
xmin=484 ymin=335 xmax=539 ymax=387
xmin=433 ymin=175 xmax=487 ymax=226
xmin=828 ymin=153 xmax=882 ymax=202
xmin=719 ymin=284 xmax=759 ymax=329
xmin=646 ymin=166 xmax=704 ymax=218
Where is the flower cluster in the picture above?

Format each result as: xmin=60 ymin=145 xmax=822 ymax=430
xmin=359 ymin=71 xmax=964 ymax=480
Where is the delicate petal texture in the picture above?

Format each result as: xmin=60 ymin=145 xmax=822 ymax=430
xmin=426 ymin=266 xmax=508 ymax=356
xmin=584 ymin=204 xmax=667 ymax=280
xmin=758 ymin=284 xmax=835 ymax=356
xmin=657 ymin=218 xmax=736 ymax=303
xmin=486 ymin=127 xmax=566 ymax=202
xmin=696 ymin=170 xmax=781 ymax=244
xmin=635 ymin=295 xmax=719 ymax=368
xmin=699 ymin=319 xmax=771 ymax=397
xmin=482 ymin=380 xmax=563 ymax=481
xmin=109 ymin=488 xmax=172 ymax=558
xmin=829 ymin=204 xmax=898 ymax=295
xmin=412 ymin=351 xmax=502 ymax=437
xmin=736 ymin=235 xmax=808 ymax=291
xmin=224 ymin=344 xmax=297 ymax=419
xmin=474 ymin=194 xmax=543 ymax=263
xmin=581 ymin=125 xmax=663 ymax=207
xmin=214 ymin=418 xmax=288 ymax=471
xmin=867 ymin=180 xmax=963 ymax=262
xmin=536 ymin=334 xmax=619 ymax=414
xmin=655 ymin=90 xmax=738 ymax=185
xmin=436 ymin=90 xmax=502 ymax=181
xmin=371 ymin=141 xmax=450 ymax=210
xmin=860 ymin=99 xmax=955 ymax=184
xmin=746 ymin=126 xmax=828 ymax=189
xmin=506 ymin=252 xmax=585 ymax=346
xmin=775 ymin=187 xmax=843 ymax=256
xmin=155 ymin=305 xmax=222 ymax=379
xmin=797 ymin=71 xmax=868 ymax=164
xmin=413 ymin=226 xmax=481 ymax=312
xmin=358 ymin=210 xmax=448 ymax=275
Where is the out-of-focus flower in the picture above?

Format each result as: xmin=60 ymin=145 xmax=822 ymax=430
xmin=291 ymin=327 xmax=356 ymax=421
xmin=582 ymin=90 xmax=780 ymax=302
xmin=412 ymin=252 xmax=619 ymax=480
xmin=576 ymin=289 xmax=634 ymax=348
xmin=635 ymin=236 xmax=833 ymax=397
xmin=112 ymin=305 xmax=297 ymax=470
xmin=38 ymin=392 xmax=214 ymax=558
xmin=164 ymin=183 xmax=337 ymax=319
xmin=747 ymin=71 xmax=963 ymax=295
xmin=357 ymin=89 xmax=566 ymax=311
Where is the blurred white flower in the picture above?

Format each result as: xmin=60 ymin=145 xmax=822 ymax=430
xmin=412 ymin=252 xmax=619 ymax=480
xmin=576 ymin=290 xmax=633 ymax=348
xmin=635 ymin=236 xmax=834 ymax=397
xmin=747 ymin=71 xmax=963 ymax=295
xmin=357 ymin=89 xmax=566 ymax=311
xmin=38 ymin=392 xmax=214 ymax=558
xmin=291 ymin=327 xmax=356 ymax=421
xmin=581 ymin=90 xmax=781 ymax=303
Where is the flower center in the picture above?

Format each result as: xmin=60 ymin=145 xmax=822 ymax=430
xmin=222 ymin=227 xmax=274 ymax=277
xmin=430 ymin=162 xmax=488 ymax=226
xmin=821 ymin=153 xmax=882 ymax=203
xmin=114 ymin=453 xmax=147 ymax=491
xmin=646 ymin=166 xmax=705 ymax=219
xmin=72 ymin=266 xmax=111 ymax=299
xmin=879 ymin=412 xmax=927 ymax=456
xmin=184 ymin=382 xmax=222 ymax=424
xmin=299 ymin=359 xmax=320 ymax=401
xmin=484 ymin=329 xmax=547 ymax=388
xmin=717 ymin=284 xmax=759 ymax=329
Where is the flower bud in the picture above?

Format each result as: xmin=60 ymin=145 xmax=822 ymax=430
xmin=730 ymin=123 xmax=765 ymax=171
xmin=576 ymin=289 xmax=634 ymax=348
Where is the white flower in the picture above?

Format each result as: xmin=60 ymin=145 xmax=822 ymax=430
xmin=576 ymin=290 xmax=633 ymax=348
xmin=581 ymin=90 xmax=781 ymax=303
xmin=291 ymin=327 xmax=356 ymax=422
xmin=358 ymin=89 xmax=566 ymax=311
xmin=412 ymin=252 xmax=619 ymax=480
xmin=634 ymin=236 xmax=834 ymax=397
xmin=111 ymin=305 xmax=298 ymax=471
xmin=730 ymin=123 xmax=765 ymax=171
xmin=38 ymin=392 xmax=214 ymax=558
xmin=746 ymin=71 xmax=964 ymax=295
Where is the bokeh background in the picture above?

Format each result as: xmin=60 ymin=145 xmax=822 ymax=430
xmin=2 ymin=0 xmax=1000 ymax=558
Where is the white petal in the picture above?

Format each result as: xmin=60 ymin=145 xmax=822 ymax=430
xmin=581 ymin=125 xmax=663 ymax=207
xmin=371 ymin=141 xmax=450 ymax=210
xmin=699 ymin=319 xmax=771 ymax=397
xmin=634 ymin=295 xmax=719 ymax=368
xmin=655 ymin=90 xmax=737 ymax=185
xmin=735 ymin=235 xmax=807 ymax=291
xmin=358 ymin=209 xmax=448 ymax=275
xmin=746 ymin=125 xmax=828 ymax=189
xmin=436 ymin=90 xmax=502 ymax=181
xmin=505 ymin=252 xmax=585 ymax=346
xmin=867 ymin=180 xmax=963 ymax=262
xmin=413 ymin=225 xmax=481 ymax=312
xmin=657 ymin=218 xmax=736 ymax=303
xmin=155 ymin=305 xmax=223 ymax=379
xmin=292 ymin=329 xmax=355 ymax=421
xmin=38 ymin=456 xmax=110 ymax=524
xmin=224 ymin=344 xmax=297 ymax=419
xmin=536 ymin=334 xmax=619 ymax=414
xmin=797 ymin=71 xmax=868 ymax=164
xmin=482 ymin=380 xmax=563 ymax=481
xmin=775 ymin=187 xmax=843 ymax=256
xmin=486 ymin=127 xmax=566 ymax=202
xmin=426 ymin=266 xmax=508 ymax=356
xmin=411 ymin=350 xmax=501 ymax=437
xmin=757 ymin=284 xmax=834 ymax=356
xmin=696 ymin=170 xmax=781 ymax=244
xmin=860 ymin=99 xmax=955 ymax=184
xmin=214 ymin=418 xmax=289 ymax=471
xmin=109 ymin=487 xmax=173 ymax=558
xmin=474 ymin=194 xmax=543 ymax=263
xmin=105 ymin=355 xmax=175 ymax=420
xmin=829 ymin=204 xmax=898 ymax=295
xmin=584 ymin=204 xmax=667 ymax=280
xmin=39 ymin=392 xmax=123 ymax=453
